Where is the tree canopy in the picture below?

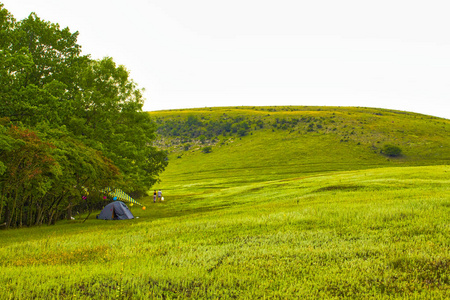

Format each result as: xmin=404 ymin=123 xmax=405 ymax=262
xmin=0 ymin=4 xmax=167 ymax=228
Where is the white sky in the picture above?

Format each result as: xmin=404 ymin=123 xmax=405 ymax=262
xmin=2 ymin=0 xmax=450 ymax=119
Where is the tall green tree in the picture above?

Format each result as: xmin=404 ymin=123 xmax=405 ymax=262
xmin=70 ymin=57 xmax=167 ymax=192
xmin=0 ymin=6 xmax=84 ymax=125
xmin=0 ymin=5 xmax=167 ymax=200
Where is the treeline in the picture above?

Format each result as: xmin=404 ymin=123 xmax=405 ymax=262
xmin=154 ymin=111 xmax=358 ymax=154
xmin=156 ymin=114 xmax=263 ymax=139
xmin=0 ymin=5 xmax=167 ymax=228
xmin=156 ymin=113 xmax=333 ymax=142
xmin=270 ymin=116 xmax=331 ymax=132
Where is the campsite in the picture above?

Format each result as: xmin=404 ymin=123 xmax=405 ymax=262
xmin=1 ymin=2 xmax=450 ymax=299
xmin=2 ymin=106 xmax=450 ymax=298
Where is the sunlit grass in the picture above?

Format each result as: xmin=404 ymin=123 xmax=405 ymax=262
xmin=1 ymin=166 xmax=449 ymax=298
xmin=2 ymin=106 xmax=449 ymax=298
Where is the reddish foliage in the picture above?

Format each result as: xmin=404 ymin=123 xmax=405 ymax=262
xmin=6 ymin=125 xmax=57 ymax=181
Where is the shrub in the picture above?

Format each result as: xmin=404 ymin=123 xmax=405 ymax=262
xmin=202 ymin=146 xmax=212 ymax=154
xmin=238 ymin=128 xmax=248 ymax=136
xmin=381 ymin=144 xmax=402 ymax=157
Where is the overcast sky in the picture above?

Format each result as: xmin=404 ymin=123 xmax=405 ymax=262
xmin=3 ymin=0 xmax=450 ymax=119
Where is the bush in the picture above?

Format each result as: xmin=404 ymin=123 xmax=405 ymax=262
xmin=202 ymin=146 xmax=212 ymax=154
xmin=381 ymin=144 xmax=402 ymax=157
xmin=238 ymin=128 xmax=248 ymax=137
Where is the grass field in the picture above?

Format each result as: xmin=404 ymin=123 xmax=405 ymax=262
xmin=1 ymin=106 xmax=449 ymax=299
xmin=1 ymin=166 xmax=449 ymax=299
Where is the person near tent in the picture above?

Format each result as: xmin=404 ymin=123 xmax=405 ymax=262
xmin=153 ymin=190 xmax=157 ymax=203
xmin=157 ymin=189 xmax=162 ymax=201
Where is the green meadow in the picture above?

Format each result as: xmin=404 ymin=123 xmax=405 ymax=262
xmin=1 ymin=106 xmax=450 ymax=299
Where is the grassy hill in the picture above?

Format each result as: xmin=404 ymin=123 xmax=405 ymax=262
xmin=150 ymin=106 xmax=449 ymax=193
xmin=1 ymin=106 xmax=449 ymax=298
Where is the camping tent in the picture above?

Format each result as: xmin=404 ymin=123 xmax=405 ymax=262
xmin=96 ymin=201 xmax=134 ymax=220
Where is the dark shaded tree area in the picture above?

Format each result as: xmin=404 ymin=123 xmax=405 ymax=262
xmin=156 ymin=114 xmax=332 ymax=144
xmin=0 ymin=5 xmax=167 ymax=228
xmin=381 ymin=144 xmax=402 ymax=157
xmin=156 ymin=114 xmax=255 ymax=139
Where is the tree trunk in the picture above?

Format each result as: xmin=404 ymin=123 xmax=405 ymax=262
xmin=4 ymin=204 xmax=11 ymax=229
xmin=47 ymin=211 xmax=55 ymax=226
xmin=47 ymin=194 xmax=66 ymax=225
xmin=27 ymin=197 xmax=34 ymax=227
xmin=35 ymin=203 xmax=43 ymax=225
xmin=6 ymin=193 xmax=17 ymax=228
xmin=82 ymin=207 xmax=92 ymax=223
xmin=0 ymin=192 xmax=4 ymax=224
xmin=34 ymin=194 xmax=46 ymax=225
xmin=19 ymin=205 xmax=23 ymax=228
xmin=66 ymin=200 xmax=73 ymax=220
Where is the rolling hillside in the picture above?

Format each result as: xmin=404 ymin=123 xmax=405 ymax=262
xmin=149 ymin=106 xmax=449 ymax=192
xmin=1 ymin=106 xmax=449 ymax=298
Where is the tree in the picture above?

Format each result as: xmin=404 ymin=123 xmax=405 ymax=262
xmin=0 ymin=121 xmax=122 ymax=228
xmin=237 ymin=128 xmax=248 ymax=137
xmin=0 ymin=124 xmax=58 ymax=228
xmin=199 ymin=135 xmax=206 ymax=144
xmin=0 ymin=9 xmax=89 ymax=125
xmin=0 ymin=6 xmax=167 ymax=227
xmin=0 ymin=6 xmax=167 ymax=193
xmin=202 ymin=146 xmax=212 ymax=154
xmin=36 ymin=125 xmax=121 ymax=224
xmin=70 ymin=57 xmax=167 ymax=192
xmin=381 ymin=144 xmax=402 ymax=157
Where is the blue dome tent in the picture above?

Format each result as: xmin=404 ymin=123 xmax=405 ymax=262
xmin=96 ymin=201 xmax=134 ymax=220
